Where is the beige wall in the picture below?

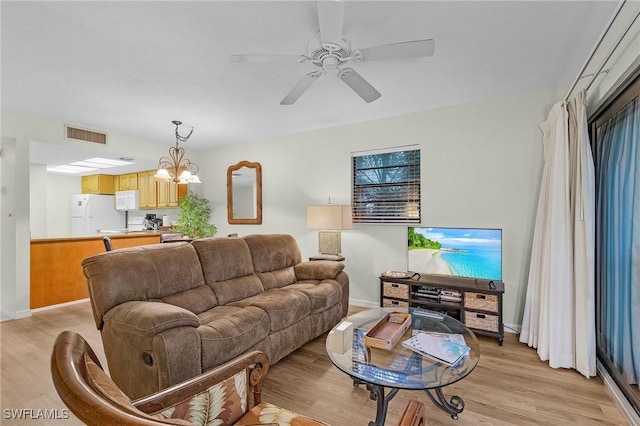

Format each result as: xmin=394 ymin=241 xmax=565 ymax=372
xmin=198 ymin=86 xmax=565 ymax=329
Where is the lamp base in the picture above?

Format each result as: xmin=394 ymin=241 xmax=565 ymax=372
xmin=318 ymin=230 xmax=342 ymax=255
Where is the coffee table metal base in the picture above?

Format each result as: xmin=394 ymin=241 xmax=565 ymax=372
xmin=354 ymin=378 xmax=465 ymax=425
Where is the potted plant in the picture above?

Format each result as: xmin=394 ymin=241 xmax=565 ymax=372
xmin=174 ymin=192 xmax=217 ymax=239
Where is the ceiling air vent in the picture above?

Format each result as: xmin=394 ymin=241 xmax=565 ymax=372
xmin=65 ymin=125 xmax=107 ymax=145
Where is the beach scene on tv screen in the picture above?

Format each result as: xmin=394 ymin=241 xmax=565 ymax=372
xmin=408 ymin=227 xmax=502 ymax=281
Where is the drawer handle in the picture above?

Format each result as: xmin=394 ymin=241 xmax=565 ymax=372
xmin=475 ymin=294 xmax=486 ymax=300
xmin=391 ymin=300 xmax=399 ymax=305
xmin=476 ymin=314 xmax=486 ymax=319
xmin=391 ymin=284 xmax=399 ymax=288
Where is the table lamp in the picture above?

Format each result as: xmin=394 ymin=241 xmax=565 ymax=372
xmin=306 ymin=204 xmax=352 ymax=256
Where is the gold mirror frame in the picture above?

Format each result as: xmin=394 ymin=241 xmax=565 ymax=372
xmin=227 ymin=161 xmax=262 ymax=225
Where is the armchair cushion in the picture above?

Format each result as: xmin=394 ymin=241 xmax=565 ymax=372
xmin=294 ymin=261 xmax=344 ymax=281
xmin=235 ymin=402 xmax=330 ymax=426
xmin=152 ymin=370 xmax=247 ymax=425
xmin=83 ymin=353 xmax=191 ymax=425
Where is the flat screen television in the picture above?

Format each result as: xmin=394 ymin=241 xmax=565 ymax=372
xmin=408 ymin=227 xmax=502 ymax=281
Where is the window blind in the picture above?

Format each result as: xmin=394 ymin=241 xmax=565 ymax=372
xmin=351 ymin=146 xmax=421 ymax=224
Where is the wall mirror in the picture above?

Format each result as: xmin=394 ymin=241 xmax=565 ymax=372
xmin=227 ymin=161 xmax=262 ymax=224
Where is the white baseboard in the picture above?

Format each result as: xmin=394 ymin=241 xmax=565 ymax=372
xmin=30 ymin=298 xmax=89 ymax=313
xmin=504 ymin=322 xmax=521 ymax=334
xmin=0 ymin=307 xmax=32 ymax=321
xmin=348 ymin=298 xmax=378 ymax=309
xmin=15 ymin=309 xmax=32 ymax=319
xmin=597 ymin=361 xmax=640 ymax=425
xmin=0 ymin=308 xmax=15 ymax=322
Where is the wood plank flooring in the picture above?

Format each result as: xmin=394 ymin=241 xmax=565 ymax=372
xmin=0 ymin=302 xmax=629 ymax=425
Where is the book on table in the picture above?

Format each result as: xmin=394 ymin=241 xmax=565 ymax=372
xmin=402 ymin=332 xmax=470 ymax=366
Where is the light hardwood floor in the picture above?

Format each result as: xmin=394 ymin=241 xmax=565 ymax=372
xmin=0 ymin=302 xmax=629 ymax=425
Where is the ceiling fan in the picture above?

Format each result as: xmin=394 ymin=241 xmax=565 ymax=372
xmin=230 ymin=0 xmax=435 ymax=105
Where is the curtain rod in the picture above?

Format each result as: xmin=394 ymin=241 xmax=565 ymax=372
xmin=585 ymin=8 xmax=640 ymax=94
xmin=564 ymin=0 xmax=627 ymax=102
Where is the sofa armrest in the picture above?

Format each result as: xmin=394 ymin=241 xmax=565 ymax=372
xmin=103 ymin=301 xmax=200 ymax=336
xmin=295 ymin=261 xmax=345 ymax=280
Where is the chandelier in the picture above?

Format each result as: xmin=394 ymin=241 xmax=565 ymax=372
xmin=155 ymin=120 xmax=201 ymax=184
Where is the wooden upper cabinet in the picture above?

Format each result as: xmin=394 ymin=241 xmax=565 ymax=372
xmin=81 ymin=174 xmax=115 ymax=195
xmin=118 ymin=173 xmax=138 ymax=191
xmin=157 ymin=180 xmax=187 ymax=208
xmin=138 ymin=171 xmax=157 ymax=208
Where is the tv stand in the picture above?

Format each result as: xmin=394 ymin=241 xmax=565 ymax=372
xmin=379 ymin=274 xmax=504 ymax=345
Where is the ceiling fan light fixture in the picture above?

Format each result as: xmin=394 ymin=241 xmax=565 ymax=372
xmin=230 ymin=0 xmax=435 ymax=105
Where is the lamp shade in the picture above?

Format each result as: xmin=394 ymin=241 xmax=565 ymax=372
xmin=307 ymin=205 xmax=352 ymax=230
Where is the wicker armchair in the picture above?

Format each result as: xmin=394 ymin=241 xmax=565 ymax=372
xmin=51 ymin=331 xmax=425 ymax=426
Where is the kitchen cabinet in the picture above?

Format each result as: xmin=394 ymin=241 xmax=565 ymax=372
xmin=117 ymin=173 xmax=138 ymax=191
xmin=30 ymin=233 xmax=161 ymax=308
xmin=138 ymin=170 xmax=157 ymax=208
xmin=157 ymin=180 xmax=187 ymax=207
xmin=81 ymin=174 xmax=115 ymax=195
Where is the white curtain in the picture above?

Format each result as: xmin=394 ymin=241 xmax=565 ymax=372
xmin=520 ymin=91 xmax=596 ymax=377
xmin=568 ymin=91 xmax=596 ymax=378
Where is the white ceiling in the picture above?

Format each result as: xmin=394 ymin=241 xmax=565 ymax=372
xmin=2 ymin=1 xmax=618 ymax=170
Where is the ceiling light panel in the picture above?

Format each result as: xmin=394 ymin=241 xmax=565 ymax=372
xmin=47 ymin=165 xmax=100 ymax=174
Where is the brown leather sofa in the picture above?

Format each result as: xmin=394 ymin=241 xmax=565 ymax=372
xmin=82 ymin=234 xmax=349 ymax=399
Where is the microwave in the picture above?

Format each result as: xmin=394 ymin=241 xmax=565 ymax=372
xmin=115 ymin=190 xmax=140 ymax=211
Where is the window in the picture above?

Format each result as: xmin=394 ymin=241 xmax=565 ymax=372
xmin=351 ymin=146 xmax=421 ymax=224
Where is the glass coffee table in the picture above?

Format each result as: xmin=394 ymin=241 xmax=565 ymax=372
xmin=326 ymin=307 xmax=480 ymax=426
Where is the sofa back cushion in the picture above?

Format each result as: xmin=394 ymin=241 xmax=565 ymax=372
xmin=242 ymin=234 xmax=301 ymax=290
xmin=191 ymin=237 xmax=265 ymax=305
xmin=82 ymin=242 xmax=211 ymax=330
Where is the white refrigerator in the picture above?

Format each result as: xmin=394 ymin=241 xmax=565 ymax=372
xmin=70 ymin=194 xmax=126 ymax=236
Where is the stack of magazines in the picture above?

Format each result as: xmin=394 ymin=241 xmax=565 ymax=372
xmin=402 ymin=332 xmax=470 ymax=366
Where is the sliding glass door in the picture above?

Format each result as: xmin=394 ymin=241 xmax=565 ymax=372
xmin=591 ymin=71 xmax=640 ymax=416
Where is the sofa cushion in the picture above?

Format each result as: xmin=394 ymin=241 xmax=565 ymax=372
xmin=198 ymin=306 xmax=270 ymax=370
xmin=82 ymin=242 xmax=209 ymax=330
xmin=207 ymin=275 xmax=266 ymax=306
xmin=285 ymin=280 xmax=342 ymax=314
xmin=243 ymin=234 xmax=301 ymax=290
xmin=192 ymin=237 xmax=265 ymax=304
xmin=228 ymin=289 xmax=310 ymax=332
xmin=161 ymin=285 xmax=217 ymax=315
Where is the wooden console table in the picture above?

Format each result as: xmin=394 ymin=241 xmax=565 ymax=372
xmin=379 ymin=274 xmax=504 ymax=345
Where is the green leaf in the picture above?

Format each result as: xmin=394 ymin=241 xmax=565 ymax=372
xmin=174 ymin=192 xmax=218 ymax=239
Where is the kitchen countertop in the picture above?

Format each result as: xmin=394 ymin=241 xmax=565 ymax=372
xmin=31 ymin=230 xmax=165 ymax=243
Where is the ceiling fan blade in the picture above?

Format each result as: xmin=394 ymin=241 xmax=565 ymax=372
xmin=317 ymin=0 xmax=344 ymax=46
xmin=280 ymin=71 xmax=323 ymax=105
xmin=358 ymin=39 xmax=435 ymax=62
xmin=339 ymin=67 xmax=381 ymax=103
xmin=230 ymin=54 xmax=302 ymax=63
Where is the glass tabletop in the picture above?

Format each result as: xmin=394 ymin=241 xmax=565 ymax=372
xmin=326 ymin=307 xmax=480 ymax=390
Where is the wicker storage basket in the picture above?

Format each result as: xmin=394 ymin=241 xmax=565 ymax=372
xmin=382 ymin=298 xmax=409 ymax=308
xmin=464 ymin=292 xmax=499 ymax=312
xmin=382 ymin=282 xmax=409 ymax=299
xmin=464 ymin=311 xmax=499 ymax=332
